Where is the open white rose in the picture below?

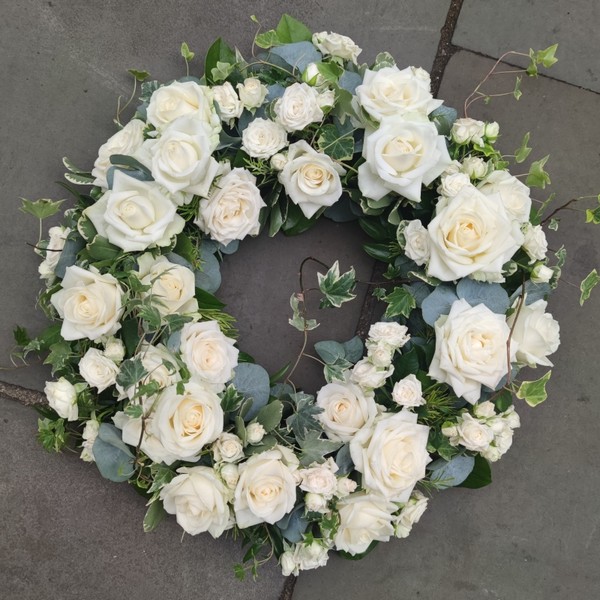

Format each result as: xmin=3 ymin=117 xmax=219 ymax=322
xmin=196 ymin=167 xmax=265 ymax=245
xmin=394 ymin=491 xmax=428 ymax=538
xmin=212 ymin=81 xmax=243 ymax=124
xmin=51 ymin=266 xmax=124 ymax=341
xmin=234 ymin=447 xmax=299 ymax=528
xmin=138 ymin=254 xmax=198 ymax=317
xmin=402 ymin=219 xmax=430 ymax=266
xmin=442 ymin=413 xmax=494 ymax=452
xmin=437 ymin=172 xmax=471 ymax=199
xmin=44 ymin=377 xmax=79 ymax=421
xmin=392 ymin=374 xmax=425 ymax=407
xmin=278 ymin=140 xmax=345 ymax=218
xmin=316 ymin=379 xmax=377 ymax=442
xmin=358 ymin=116 xmax=452 ymax=203
xmin=38 ymin=226 xmax=71 ymax=279
xmin=79 ymin=348 xmax=119 ymax=392
xmin=274 ymin=82 xmax=324 ymax=132
xmin=84 ymin=171 xmax=185 ymax=252
xmin=236 ymin=77 xmax=268 ymax=109
xmin=451 ymin=118 xmax=485 ymax=145
xmin=350 ymin=358 xmax=394 ymax=391
xmin=427 ymin=185 xmax=524 ymax=282
xmin=298 ymin=465 xmax=338 ymax=498
xmin=478 ymin=170 xmax=532 ymax=224
xmin=429 ymin=299 xmax=515 ymax=404
xmin=159 ymin=466 xmax=232 ymax=537
xmin=241 ymin=118 xmax=288 ymax=159
xmin=312 ymin=31 xmax=362 ymax=62
xmin=80 ymin=419 xmax=99 ymax=462
xmin=179 ymin=321 xmax=239 ymax=391
xmin=92 ymin=119 xmax=146 ymax=188
xmin=522 ymin=222 xmax=548 ymax=263
xmin=350 ymin=410 xmax=431 ymax=502
xmin=142 ymin=117 xmax=220 ymax=196
xmin=368 ymin=321 xmax=410 ymax=348
xmin=333 ymin=492 xmax=397 ymax=555
xmin=356 ymin=66 xmax=442 ymax=121
xmin=296 ymin=541 xmax=330 ymax=572
xmin=212 ymin=432 xmax=245 ymax=463
xmin=507 ymin=298 xmax=560 ymax=367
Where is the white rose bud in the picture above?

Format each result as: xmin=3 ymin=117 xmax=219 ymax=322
xmin=38 ymin=226 xmax=71 ymax=280
xmin=350 ymin=358 xmax=394 ymax=390
xmin=44 ymin=377 xmax=79 ymax=421
xmin=461 ymin=156 xmax=488 ymax=180
xmin=531 ymin=263 xmax=554 ymax=284
xmin=236 ymin=77 xmax=268 ymax=110
xmin=395 ymin=491 xmax=429 ymax=538
xmin=80 ymin=419 xmax=100 ymax=462
xmin=402 ymin=219 xmax=431 ymax=266
xmin=451 ymin=118 xmax=485 ymax=145
xmin=484 ymin=121 xmax=500 ymax=142
xmin=302 ymin=62 xmax=326 ymax=87
xmin=219 ymin=462 xmax=240 ymax=489
xmin=280 ymin=551 xmax=299 ymax=577
xmin=473 ymin=400 xmax=496 ymax=419
xmin=103 ymin=337 xmax=126 ymax=363
xmin=270 ymin=152 xmax=288 ymax=171
xmin=305 ymin=492 xmax=329 ymax=513
xmin=522 ymin=222 xmax=548 ymax=263
xmin=213 ymin=81 xmax=243 ymax=124
xmin=392 ymin=375 xmax=426 ymax=407
xmin=246 ymin=422 xmax=266 ymax=444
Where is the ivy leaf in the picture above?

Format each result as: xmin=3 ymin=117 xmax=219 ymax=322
xmin=585 ymin=206 xmax=600 ymax=224
xmin=372 ymin=51 xmax=396 ymax=70
xmin=124 ymin=404 xmax=144 ymax=419
xmin=37 ymin=417 xmax=69 ymax=453
xmin=317 ymin=261 xmax=356 ymax=309
xmin=535 ymin=44 xmax=559 ymax=68
xmin=580 ymin=269 xmax=600 ymax=305
xmin=317 ymin=124 xmax=354 ymax=160
xmin=212 ymin=61 xmax=235 ymax=83
xmin=20 ymin=198 xmax=64 ymax=220
xmin=13 ymin=325 xmax=30 ymax=347
xmin=255 ymin=400 xmax=284 ymax=432
xmin=526 ymin=155 xmax=551 ymax=189
xmin=516 ymin=370 xmax=552 ymax=407
xmin=286 ymin=393 xmax=323 ymax=437
xmin=116 ymin=357 xmax=147 ymax=390
xmin=289 ymin=293 xmax=319 ymax=331
xmin=255 ymin=29 xmax=281 ymax=49
xmin=514 ymin=132 xmax=532 ymax=163
xmin=44 ymin=341 xmax=73 ymax=374
xmin=324 ymin=357 xmax=353 ymax=383
xmin=143 ymin=500 xmax=167 ymax=532
xmin=275 ymin=14 xmax=312 ymax=43
xmin=180 ymin=42 xmax=195 ymax=62
xmin=62 ymin=156 xmax=91 ymax=175
xmin=513 ymin=75 xmax=522 ymax=100
xmin=128 ymin=68 xmax=150 ymax=82
xmin=297 ymin=429 xmax=343 ymax=467
xmin=384 ymin=286 xmax=416 ymax=318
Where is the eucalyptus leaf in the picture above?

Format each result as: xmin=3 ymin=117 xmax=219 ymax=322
xmin=456 ymin=279 xmax=510 ymax=314
xmin=429 ymin=455 xmax=475 ymax=489
xmin=269 ymin=42 xmax=321 ymax=74
xmin=421 ymin=286 xmax=459 ymax=325
xmin=92 ymin=423 xmax=135 ymax=483
xmin=195 ymin=250 xmax=221 ymax=294
xmin=232 ymin=363 xmax=271 ymax=421
xmin=54 ymin=236 xmax=85 ymax=279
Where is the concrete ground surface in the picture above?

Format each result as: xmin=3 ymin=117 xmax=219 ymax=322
xmin=1 ymin=1 xmax=598 ymax=599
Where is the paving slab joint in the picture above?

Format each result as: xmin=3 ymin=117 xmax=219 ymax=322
xmin=278 ymin=575 xmax=297 ymax=600
xmin=0 ymin=380 xmax=45 ymax=406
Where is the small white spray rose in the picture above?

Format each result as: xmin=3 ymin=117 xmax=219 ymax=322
xmin=522 ymin=222 xmax=549 ymax=263
xmin=241 ymin=118 xmax=288 ymax=159
xmin=38 ymin=226 xmax=71 ymax=280
xmin=79 ymin=348 xmax=119 ymax=392
xmin=461 ymin=156 xmax=488 ymax=180
xmin=44 ymin=377 xmax=79 ymax=421
xmin=451 ymin=118 xmax=485 ymax=145
xmin=531 ymin=263 xmax=554 ymax=284
xmin=392 ymin=375 xmax=426 ymax=407
xmin=212 ymin=81 xmax=243 ymax=124
xmin=312 ymin=31 xmax=362 ymax=62
xmin=395 ymin=491 xmax=429 ymax=538
xmin=402 ymin=220 xmax=431 ymax=266
xmin=80 ymin=419 xmax=100 ymax=463
xmin=236 ymin=77 xmax=268 ymax=110
xmin=212 ymin=432 xmax=245 ymax=463
xmin=274 ymin=83 xmax=324 ymax=132
xmin=102 ymin=337 xmax=126 ymax=363
xmin=246 ymin=422 xmax=266 ymax=444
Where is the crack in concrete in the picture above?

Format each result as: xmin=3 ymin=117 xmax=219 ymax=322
xmin=0 ymin=381 xmax=45 ymax=406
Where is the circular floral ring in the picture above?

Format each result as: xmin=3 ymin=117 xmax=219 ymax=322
xmin=21 ymin=14 xmax=573 ymax=579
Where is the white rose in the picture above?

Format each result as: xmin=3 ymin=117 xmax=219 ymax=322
xmin=484 ymin=121 xmax=500 ymax=142
xmin=149 ymin=379 xmax=224 ymax=463
xmin=102 ymin=337 xmax=125 ymax=363
xmin=317 ymin=89 xmax=336 ymax=109
xmin=302 ymin=62 xmax=326 ymax=87
xmin=358 ymin=116 xmax=452 ymax=203
xmin=138 ymin=254 xmax=198 ymax=317
xmin=38 ymin=226 xmax=71 ymax=279
xmin=241 ymin=118 xmax=288 ymax=159
xmin=333 ymin=492 xmax=397 ymax=555
xmin=395 ymin=491 xmax=428 ymax=538
xmin=350 ymin=358 xmax=394 ymax=391
xmin=270 ymin=152 xmax=288 ymax=171
xmin=443 ymin=413 xmax=494 ymax=452
xmin=50 ymin=266 xmax=124 ymax=341
xmin=179 ymin=321 xmax=239 ymax=391
xmin=218 ymin=462 xmax=240 ymax=489
xmin=429 ymin=299 xmax=515 ymax=404
xmin=147 ymin=80 xmax=221 ymax=140
xmin=212 ymin=432 xmax=245 ymax=463
xmin=80 ymin=419 xmax=100 ymax=462
xmin=280 ymin=551 xmax=298 ymax=577
xmin=79 ymin=348 xmax=119 ymax=392
xmin=130 ymin=343 xmax=181 ymax=398
xmin=44 ymin=377 xmax=78 ymax=421
xmin=356 ymin=66 xmax=442 ymax=120
xmin=236 ymin=77 xmax=268 ymax=110
xmin=312 ymin=31 xmax=362 ymax=62
xmin=478 ymin=170 xmax=532 ymax=224
xmin=278 ymin=140 xmax=345 ymax=218
xmin=365 ymin=340 xmax=394 ymax=367
xmin=335 ymin=477 xmax=357 ymax=498
xmin=196 ymin=167 xmax=266 ymax=245
xmin=274 ymin=82 xmax=324 ymax=132
xmin=507 ymin=298 xmax=560 ymax=367
xmin=298 ymin=465 xmax=338 ymax=497
xmin=368 ymin=322 xmax=410 ymax=348
xmin=437 ymin=172 xmax=471 ymax=199
xmin=296 ymin=541 xmax=330 ymax=572
xmin=473 ymin=400 xmax=496 ymax=419
xmin=402 ymin=219 xmax=430 ymax=266
xmin=522 ymin=223 xmax=548 ymax=263
xmin=451 ymin=118 xmax=485 ymax=145
xmin=316 ymin=379 xmax=377 ymax=442
xmin=159 ymin=466 xmax=232 ymax=537
xmin=234 ymin=447 xmax=298 ymax=528
xmin=427 ymin=185 xmax=524 ymax=282
xmin=92 ymin=119 xmax=146 ymax=188
xmin=350 ymin=410 xmax=431 ymax=502
xmin=392 ymin=375 xmax=425 ymax=407
xmin=461 ymin=156 xmax=488 ymax=180
xmin=142 ymin=117 xmax=220 ymax=196
xmin=246 ymin=422 xmax=266 ymax=444
xmin=212 ymin=81 xmax=243 ymax=124
xmin=531 ymin=263 xmax=553 ymax=284
xmin=84 ymin=171 xmax=185 ymax=252
xmin=305 ymin=492 xmax=329 ymax=513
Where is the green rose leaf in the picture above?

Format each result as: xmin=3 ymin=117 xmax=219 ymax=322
xmin=516 ymin=370 xmax=552 ymax=407
xmin=458 ymin=455 xmax=492 ymax=489
xmin=317 ymin=260 xmax=357 ymax=309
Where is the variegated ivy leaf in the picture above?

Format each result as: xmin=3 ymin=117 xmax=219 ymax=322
xmin=384 ymin=286 xmax=416 ymax=319
xmin=317 ymin=261 xmax=356 ymax=309
xmin=297 ymin=429 xmax=343 ymax=467
xmin=516 ymin=370 xmax=552 ymax=407
xmin=289 ymin=294 xmax=319 ymax=331
xmin=580 ymin=269 xmax=600 ymax=305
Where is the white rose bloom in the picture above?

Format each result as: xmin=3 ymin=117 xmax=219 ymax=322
xmin=103 ymin=337 xmax=125 ymax=363
xmin=241 ymin=118 xmax=288 ymax=159
xmin=147 ymin=80 xmax=221 ymax=140
xmin=298 ymin=465 xmax=338 ymax=498
xmin=44 ymin=377 xmax=78 ymax=421
xmin=522 ymin=223 xmax=548 ymax=264
xmin=234 ymin=446 xmax=299 ymax=528
xmin=316 ymin=379 xmax=377 ymax=442
xmin=478 ymin=170 xmax=532 ymax=224
xmin=335 ymin=477 xmax=358 ymax=498
xmin=138 ymin=254 xmax=198 ymax=317
xmin=350 ymin=358 xmax=394 ymax=391
xmin=84 ymin=171 xmax=185 ymax=252
xmin=212 ymin=432 xmax=245 ymax=463
xmin=196 ymin=167 xmax=266 ymax=245
xmin=333 ymin=492 xmax=397 ymax=555
xmin=270 ymin=152 xmax=288 ymax=171
xmin=394 ymin=491 xmax=429 ymax=538
xmin=38 ymin=226 xmax=71 ymax=279
xmin=305 ymin=492 xmax=329 ymax=513
xmin=443 ymin=413 xmax=494 ymax=452
xmin=80 ymin=419 xmax=100 ymax=462
xmin=368 ymin=322 xmax=410 ymax=348
xmin=142 ymin=117 xmax=220 ymax=196
xmin=212 ymin=81 xmax=243 ymax=124
xmin=296 ymin=541 xmax=330 ymax=572
xmin=356 ymin=66 xmax=442 ymax=120
xmin=50 ymin=266 xmax=124 ymax=341
xmin=246 ymin=422 xmax=266 ymax=444
xmin=274 ymin=82 xmax=324 ymax=132
xmin=350 ymin=410 xmax=431 ymax=502
xmin=402 ymin=219 xmax=431 ymax=266
xmin=451 ymin=118 xmax=486 ymax=145
xmin=531 ymin=263 xmax=554 ymax=284
xmin=507 ymin=298 xmax=560 ymax=367
xmin=79 ymin=348 xmax=119 ymax=392
xmin=437 ymin=172 xmax=471 ymax=199
xmin=219 ymin=462 xmax=240 ymax=489
xmin=278 ymin=140 xmax=345 ymax=218
xmin=236 ymin=77 xmax=268 ymax=110
xmin=358 ymin=116 xmax=452 ymax=203
xmin=179 ymin=321 xmax=239 ymax=391
xmin=312 ymin=31 xmax=362 ymax=62
xmin=366 ymin=340 xmax=394 ymax=367
xmin=473 ymin=400 xmax=496 ymax=419
xmin=92 ymin=119 xmax=146 ymax=188
xmin=280 ymin=550 xmax=299 ymax=577
xmin=429 ymin=299 xmax=515 ymax=404
xmin=148 ymin=379 xmax=224 ymax=463
xmin=159 ymin=466 xmax=232 ymax=538
xmin=427 ymin=185 xmax=524 ymax=282
xmin=461 ymin=156 xmax=488 ymax=180
xmin=392 ymin=375 xmax=426 ymax=407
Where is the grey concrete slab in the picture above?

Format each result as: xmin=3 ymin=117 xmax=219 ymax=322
xmin=0 ymin=396 xmax=286 ymax=599
xmin=454 ymin=0 xmax=600 ymax=93
xmin=294 ymin=50 xmax=600 ymax=599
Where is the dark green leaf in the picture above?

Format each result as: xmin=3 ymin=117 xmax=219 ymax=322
xmin=143 ymin=500 xmax=167 ymax=532
xmin=275 ymin=14 xmax=312 ymax=43
xmin=459 ymin=455 xmax=492 ymax=489
xmin=255 ymin=400 xmax=284 ymax=432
